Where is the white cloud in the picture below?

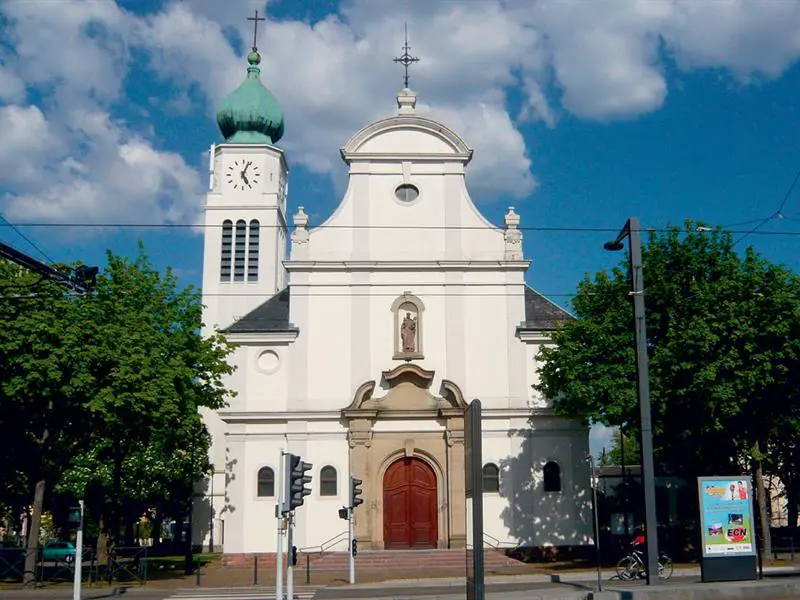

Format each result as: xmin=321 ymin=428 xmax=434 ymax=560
xmin=0 ymin=105 xmax=54 ymax=185
xmin=2 ymin=0 xmax=800 ymax=225
xmin=0 ymin=0 xmax=203 ymax=227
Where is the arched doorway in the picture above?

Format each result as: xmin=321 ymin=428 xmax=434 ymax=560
xmin=383 ymin=457 xmax=438 ymax=549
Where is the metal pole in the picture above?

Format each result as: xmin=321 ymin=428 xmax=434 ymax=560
xmin=628 ymin=217 xmax=660 ymax=585
xmin=286 ymin=513 xmax=294 ymax=600
xmin=72 ymin=500 xmax=84 ymax=600
xmin=589 ymin=459 xmax=602 ymax=592
xmin=348 ymin=507 xmax=354 ymax=584
xmin=276 ymin=449 xmax=284 ymax=600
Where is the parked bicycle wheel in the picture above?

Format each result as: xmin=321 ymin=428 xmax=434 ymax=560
xmin=616 ymin=555 xmax=640 ymax=581
xmin=658 ymin=555 xmax=674 ymax=580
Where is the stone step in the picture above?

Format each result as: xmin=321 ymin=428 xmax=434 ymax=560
xmin=306 ymin=549 xmax=520 ymax=570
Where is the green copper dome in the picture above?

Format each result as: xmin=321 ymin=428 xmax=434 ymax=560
xmin=216 ymin=50 xmax=284 ymax=145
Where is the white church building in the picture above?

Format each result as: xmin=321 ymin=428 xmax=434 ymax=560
xmin=197 ymin=39 xmax=592 ymax=560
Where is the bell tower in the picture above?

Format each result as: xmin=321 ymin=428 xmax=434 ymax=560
xmin=201 ymin=16 xmax=288 ymax=336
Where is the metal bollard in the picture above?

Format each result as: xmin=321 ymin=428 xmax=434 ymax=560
xmin=306 ymin=554 xmax=310 ymax=584
xmin=196 ymin=558 xmax=201 ymax=586
xmin=253 ymin=554 xmax=258 ymax=585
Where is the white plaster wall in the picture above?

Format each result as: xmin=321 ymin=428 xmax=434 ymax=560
xmin=481 ymin=422 xmax=593 ymax=547
xmin=241 ymin=344 xmax=291 ymax=412
xmin=225 ymin=430 xmax=350 ymax=553
xmin=283 ymin=272 xmax=528 ymax=412
xmin=525 ymin=340 xmax=553 ymax=409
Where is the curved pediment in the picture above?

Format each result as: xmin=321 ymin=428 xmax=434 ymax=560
xmin=340 ymin=115 xmax=473 ymax=165
xmin=342 ymin=365 xmax=466 ymax=418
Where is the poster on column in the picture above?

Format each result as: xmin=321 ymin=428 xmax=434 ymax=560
xmin=697 ymin=477 xmax=756 ymax=557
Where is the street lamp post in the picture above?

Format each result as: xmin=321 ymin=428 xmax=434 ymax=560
xmin=585 ymin=454 xmax=602 ymax=592
xmin=604 ymin=216 xmax=660 ymax=585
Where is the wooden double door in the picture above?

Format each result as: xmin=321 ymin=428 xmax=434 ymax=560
xmin=383 ymin=457 xmax=438 ymax=549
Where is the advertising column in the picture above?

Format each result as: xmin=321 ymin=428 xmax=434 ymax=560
xmin=697 ymin=477 xmax=758 ymax=582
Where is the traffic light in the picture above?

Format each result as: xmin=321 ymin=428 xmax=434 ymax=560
xmin=350 ymin=476 xmax=363 ymax=509
xmin=67 ymin=506 xmax=81 ymax=526
xmin=285 ymin=453 xmax=312 ymax=512
xmin=291 ymin=545 xmax=298 ymax=566
xmin=351 ymin=538 xmax=358 ymax=557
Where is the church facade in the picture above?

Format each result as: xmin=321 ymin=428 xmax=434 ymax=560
xmin=197 ymin=44 xmax=593 ymax=558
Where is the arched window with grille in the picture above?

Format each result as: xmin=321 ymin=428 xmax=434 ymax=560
xmin=220 ymin=220 xmax=233 ymax=281
xmin=543 ymin=461 xmax=561 ymax=493
xmin=248 ymin=220 xmax=260 ymax=281
xmin=482 ymin=463 xmax=500 ymax=494
xmin=233 ymin=220 xmax=246 ymax=281
xmin=320 ymin=466 xmax=337 ymax=497
xmin=257 ymin=466 xmax=275 ymax=497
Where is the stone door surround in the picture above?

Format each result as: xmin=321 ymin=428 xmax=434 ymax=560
xmin=341 ymin=363 xmax=467 ymax=550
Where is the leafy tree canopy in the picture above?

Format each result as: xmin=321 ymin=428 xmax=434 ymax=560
xmin=536 ymin=221 xmax=800 ymax=478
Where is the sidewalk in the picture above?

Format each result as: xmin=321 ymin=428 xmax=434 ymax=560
xmin=314 ymin=564 xmax=800 ymax=600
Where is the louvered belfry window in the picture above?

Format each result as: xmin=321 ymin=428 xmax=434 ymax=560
xmin=220 ymin=220 xmax=233 ymax=281
xmin=248 ymin=220 xmax=260 ymax=282
xmin=233 ymin=219 xmax=246 ymax=281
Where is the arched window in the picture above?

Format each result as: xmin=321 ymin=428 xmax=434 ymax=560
xmin=543 ymin=461 xmax=561 ymax=493
xmin=220 ymin=220 xmax=233 ymax=281
xmin=234 ymin=219 xmax=246 ymax=281
xmin=257 ymin=466 xmax=274 ymax=497
xmin=482 ymin=463 xmax=500 ymax=494
xmin=248 ymin=220 xmax=260 ymax=282
xmin=320 ymin=466 xmax=337 ymax=497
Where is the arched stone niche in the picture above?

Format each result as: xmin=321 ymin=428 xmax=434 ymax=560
xmin=391 ymin=291 xmax=424 ymax=360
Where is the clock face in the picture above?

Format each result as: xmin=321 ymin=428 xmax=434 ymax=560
xmin=227 ymin=159 xmax=260 ymax=191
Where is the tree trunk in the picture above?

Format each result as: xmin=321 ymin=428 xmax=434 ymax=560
xmin=22 ymin=478 xmax=46 ymax=586
xmin=753 ymin=443 xmax=772 ymax=560
xmin=787 ymin=483 xmax=799 ymax=542
xmin=96 ymin=513 xmax=109 ymax=567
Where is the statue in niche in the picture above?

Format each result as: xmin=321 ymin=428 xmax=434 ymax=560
xmin=400 ymin=312 xmax=417 ymax=353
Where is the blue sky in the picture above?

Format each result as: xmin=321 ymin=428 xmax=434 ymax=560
xmin=2 ymin=0 xmax=800 ymax=455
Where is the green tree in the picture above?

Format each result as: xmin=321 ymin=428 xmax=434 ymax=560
xmin=56 ymin=245 xmax=235 ymax=553
xmin=1 ymin=244 xmax=236 ymax=578
xmin=0 ymin=260 xmax=90 ymax=582
xmin=536 ymin=221 xmax=800 ymax=557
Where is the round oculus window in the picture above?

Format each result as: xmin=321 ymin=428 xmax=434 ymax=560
xmin=395 ymin=184 xmax=420 ymax=203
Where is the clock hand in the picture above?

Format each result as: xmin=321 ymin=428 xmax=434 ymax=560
xmin=240 ymin=171 xmax=249 ymax=185
xmin=243 ymin=162 xmax=251 ymax=174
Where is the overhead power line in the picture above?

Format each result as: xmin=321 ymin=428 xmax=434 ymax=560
xmin=733 ymin=166 xmax=800 ymax=247
xmin=0 ymin=222 xmax=798 ymax=236
xmin=0 ymin=213 xmax=54 ymax=263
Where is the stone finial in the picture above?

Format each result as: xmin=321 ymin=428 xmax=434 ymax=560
xmin=397 ymin=88 xmax=417 ymax=115
xmin=293 ymin=206 xmax=308 ymax=229
xmin=504 ymin=206 xmax=520 ymax=229
xmin=504 ymin=206 xmax=523 ymax=261
xmin=291 ymin=206 xmax=310 ymax=253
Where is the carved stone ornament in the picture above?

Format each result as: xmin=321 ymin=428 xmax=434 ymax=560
xmin=504 ymin=206 xmax=523 ymax=261
xmin=291 ymin=206 xmax=310 ymax=245
xmin=391 ymin=292 xmax=424 ymax=360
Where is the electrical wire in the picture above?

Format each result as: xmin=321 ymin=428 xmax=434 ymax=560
xmin=0 ymin=213 xmax=55 ymax=263
xmin=0 ymin=222 xmax=798 ymax=236
xmin=733 ymin=166 xmax=800 ymax=247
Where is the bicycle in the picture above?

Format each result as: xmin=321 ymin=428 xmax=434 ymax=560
xmin=616 ymin=541 xmax=673 ymax=581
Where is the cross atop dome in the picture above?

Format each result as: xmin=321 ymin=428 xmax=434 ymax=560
xmin=247 ymin=9 xmax=266 ymax=52
xmin=393 ymin=24 xmax=419 ymax=90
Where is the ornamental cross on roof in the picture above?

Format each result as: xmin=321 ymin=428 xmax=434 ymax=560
xmin=393 ymin=23 xmax=419 ymax=89
xmin=247 ymin=9 xmax=266 ymax=51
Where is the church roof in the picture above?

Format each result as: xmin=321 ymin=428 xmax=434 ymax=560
xmin=223 ymin=287 xmax=295 ymax=333
xmin=520 ymin=286 xmax=574 ymax=331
